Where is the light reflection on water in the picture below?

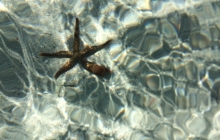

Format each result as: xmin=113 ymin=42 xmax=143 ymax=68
xmin=0 ymin=0 xmax=220 ymax=139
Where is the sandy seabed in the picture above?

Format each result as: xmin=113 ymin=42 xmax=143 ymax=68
xmin=0 ymin=0 xmax=220 ymax=139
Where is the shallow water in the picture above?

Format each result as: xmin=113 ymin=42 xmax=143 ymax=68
xmin=0 ymin=0 xmax=220 ymax=139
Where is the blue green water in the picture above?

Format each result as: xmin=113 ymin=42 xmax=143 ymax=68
xmin=0 ymin=0 xmax=220 ymax=139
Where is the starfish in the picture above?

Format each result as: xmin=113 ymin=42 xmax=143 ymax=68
xmin=40 ymin=18 xmax=111 ymax=79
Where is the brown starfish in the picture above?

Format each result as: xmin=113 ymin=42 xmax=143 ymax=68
xmin=40 ymin=18 xmax=111 ymax=79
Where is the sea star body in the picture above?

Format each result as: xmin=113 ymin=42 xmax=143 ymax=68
xmin=40 ymin=18 xmax=111 ymax=79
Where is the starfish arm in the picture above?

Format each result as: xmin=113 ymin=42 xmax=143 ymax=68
xmin=80 ymin=59 xmax=110 ymax=76
xmin=54 ymin=57 xmax=77 ymax=79
xmin=40 ymin=51 xmax=73 ymax=58
xmin=73 ymin=18 xmax=80 ymax=53
xmin=80 ymin=40 xmax=112 ymax=57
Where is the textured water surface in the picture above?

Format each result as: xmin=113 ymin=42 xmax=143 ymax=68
xmin=0 ymin=0 xmax=220 ymax=139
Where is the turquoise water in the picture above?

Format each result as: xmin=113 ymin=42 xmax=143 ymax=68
xmin=0 ymin=0 xmax=220 ymax=139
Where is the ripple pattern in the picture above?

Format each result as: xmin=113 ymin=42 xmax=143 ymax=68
xmin=0 ymin=0 xmax=220 ymax=140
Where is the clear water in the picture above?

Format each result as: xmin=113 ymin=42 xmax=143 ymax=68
xmin=0 ymin=0 xmax=220 ymax=139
